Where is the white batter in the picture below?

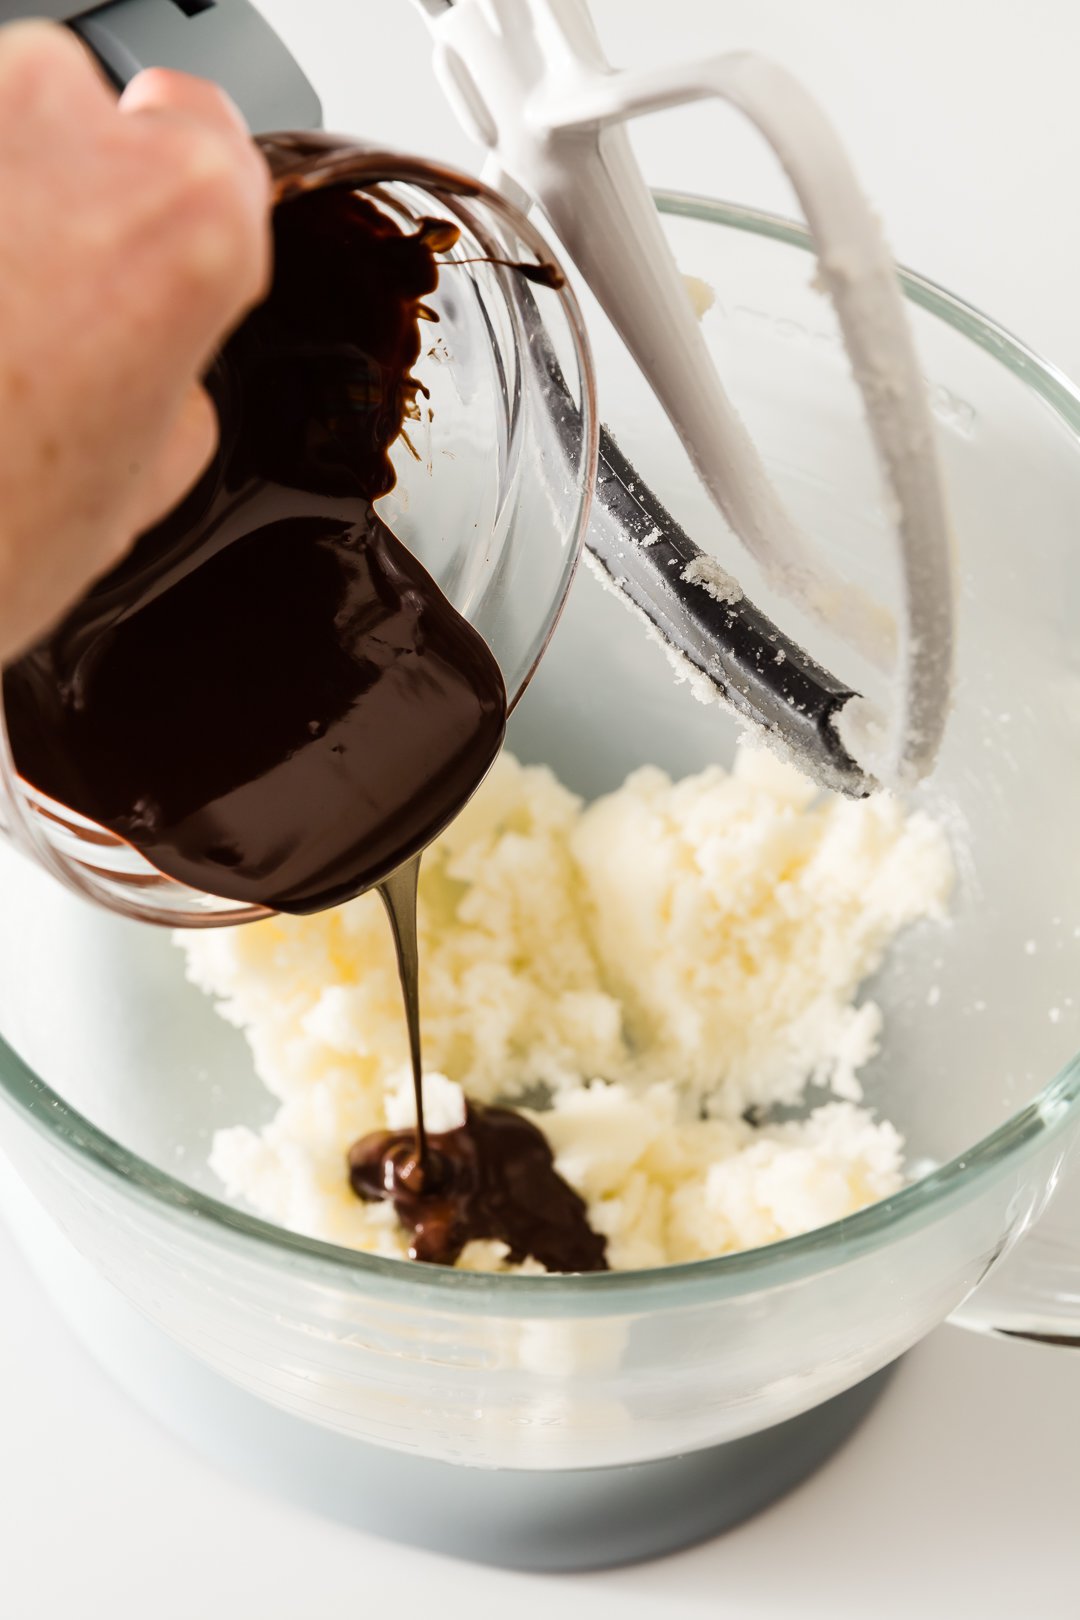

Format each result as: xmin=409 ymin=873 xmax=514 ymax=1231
xmin=179 ymin=745 xmax=952 ymax=1270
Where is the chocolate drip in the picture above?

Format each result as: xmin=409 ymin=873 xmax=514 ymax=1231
xmin=446 ymin=255 xmax=564 ymax=289
xmin=377 ymin=857 xmax=429 ymax=1171
xmin=348 ymin=1100 xmax=608 ymax=1273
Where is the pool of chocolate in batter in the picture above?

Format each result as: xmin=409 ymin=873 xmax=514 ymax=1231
xmin=4 ymin=185 xmax=507 ymax=914
xmin=349 ymin=1100 xmax=608 ymax=1272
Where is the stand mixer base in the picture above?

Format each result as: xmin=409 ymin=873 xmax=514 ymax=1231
xmin=3 ymin=1168 xmax=894 ymax=1571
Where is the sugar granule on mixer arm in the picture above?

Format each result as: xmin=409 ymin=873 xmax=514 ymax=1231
xmin=180 ymin=746 xmax=952 ymax=1270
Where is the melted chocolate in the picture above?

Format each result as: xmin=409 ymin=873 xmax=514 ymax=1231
xmin=3 ymin=186 xmax=507 ymax=914
xmin=448 ymin=255 xmax=564 ymax=289
xmin=348 ymin=1100 xmax=608 ymax=1272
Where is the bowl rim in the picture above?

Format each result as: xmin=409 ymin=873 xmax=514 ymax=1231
xmin=3 ymin=187 xmax=1080 ymax=1312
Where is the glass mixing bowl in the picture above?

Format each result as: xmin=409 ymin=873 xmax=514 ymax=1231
xmin=1 ymin=193 xmax=1079 ymax=1489
xmin=0 ymin=136 xmax=596 ymax=925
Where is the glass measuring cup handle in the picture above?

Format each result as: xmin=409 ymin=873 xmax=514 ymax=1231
xmin=951 ymin=1134 xmax=1080 ymax=1349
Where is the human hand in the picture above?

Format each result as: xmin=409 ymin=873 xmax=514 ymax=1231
xmin=0 ymin=21 xmax=272 ymax=662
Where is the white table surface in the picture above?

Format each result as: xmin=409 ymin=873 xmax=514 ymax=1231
xmin=5 ymin=2 xmax=1080 ymax=1615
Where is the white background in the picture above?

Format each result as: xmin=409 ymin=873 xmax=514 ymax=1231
xmin=4 ymin=3 xmax=1080 ymax=1616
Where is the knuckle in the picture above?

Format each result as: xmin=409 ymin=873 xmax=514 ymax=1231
xmin=160 ymin=132 xmax=256 ymax=282
xmin=176 ymin=216 xmax=250 ymax=297
xmin=0 ymin=20 xmax=96 ymax=104
xmin=169 ymin=124 xmax=240 ymax=200
xmin=0 ymin=18 xmax=79 ymax=70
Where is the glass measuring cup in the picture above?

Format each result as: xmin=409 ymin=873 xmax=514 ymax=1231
xmin=0 ymin=190 xmax=1078 ymax=1562
xmin=0 ymin=135 xmax=597 ymax=925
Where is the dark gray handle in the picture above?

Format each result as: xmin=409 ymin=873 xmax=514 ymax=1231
xmin=0 ymin=0 xmax=321 ymax=131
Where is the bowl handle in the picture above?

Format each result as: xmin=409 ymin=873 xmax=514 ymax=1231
xmin=951 ymin=1148 xmax=1080 ymax=1349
